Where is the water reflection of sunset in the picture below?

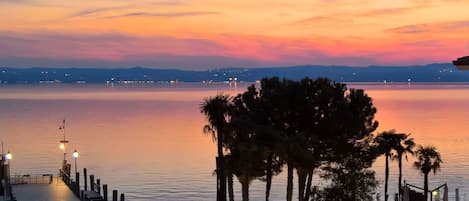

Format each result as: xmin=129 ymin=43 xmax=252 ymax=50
xmin=1 ymin=84 xmax=468 ymax=200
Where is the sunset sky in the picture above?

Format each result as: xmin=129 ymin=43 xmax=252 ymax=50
xmin=1 ymin=0 xmax=469 ymax=69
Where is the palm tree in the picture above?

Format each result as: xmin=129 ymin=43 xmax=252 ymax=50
xmin=374 ymin=130 xmax=400 ymax=201
xmin=201 ymin=94 xmax=231 ymax=201
xmin=392 ymin=133 xmax=415 ymax=200
xmin=413 ymin=145 xmax=442 ymax=201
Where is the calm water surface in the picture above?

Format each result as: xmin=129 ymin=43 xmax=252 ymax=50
xmin=0 ymin=83 xmax=468 ymax=201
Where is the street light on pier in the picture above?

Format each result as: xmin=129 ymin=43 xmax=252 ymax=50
xmin=3 ymin=150 xmax=12 ymax=198
xmin=5 ymin=151 xmax=12 ymax=161
xmin=72 ymin=150 xmax=79 ymax=174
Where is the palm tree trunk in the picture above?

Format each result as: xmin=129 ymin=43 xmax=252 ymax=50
xmin=398 ymin=156 xmax=403 ymax=201
xmin=297 ymin=168 xmax=307 ymax=201
xmin=304 ymin=169 xmax=314 ymax=201
xmin=216 ymin=157 xmax=222 ymax=201
xmin=218 ymin=131 xmax=226 ymax=201
xmin=242 ymin=176 xmax=250 ymax=201
xmin=228 ymin=172 xmax=234 ymax=201
xmin=424 ymin=173 xmax=428 ymax=201
xmin=266 ymin=153 xmax=273 ymax=201
xmin=287 ymin=162 xmax=293 ymax=201
xmin=385 ymin=154 xmax=389 ymax=201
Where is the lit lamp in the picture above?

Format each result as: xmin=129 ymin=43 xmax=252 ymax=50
xmin=72 ymin=150 xmax=79 ymax=173
xmin=59 ymin=143 xmax=65 ymax=150
xmin=5 ymin=151 xmax=12 ymax=160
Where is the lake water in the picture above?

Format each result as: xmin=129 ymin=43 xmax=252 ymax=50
xmin=0 ymin=83 xmax=468 ymax=201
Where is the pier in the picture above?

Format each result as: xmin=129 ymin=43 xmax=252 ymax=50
xmin=1 ymin=122 xmax=126 ymax=201
xmin=1 ymin=161 xmax=126 ymax=201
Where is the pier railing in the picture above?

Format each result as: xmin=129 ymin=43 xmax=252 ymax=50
xmin=10 ymin=174 xmax=54 ymax=185
xmin=60 ymin=167 xmax=125 ymax=201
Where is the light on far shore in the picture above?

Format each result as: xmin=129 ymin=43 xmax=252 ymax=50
xmin=73 ymin=150 xmax=79 ymax=158
xmin=60 ymin=143 xmax=65 ymax=150
xmin=5 ymin=151 xmax=12 ymax=160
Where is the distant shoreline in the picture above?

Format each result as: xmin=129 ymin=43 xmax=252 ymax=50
xmin=2 ymin=63 xmax=469 ymax=84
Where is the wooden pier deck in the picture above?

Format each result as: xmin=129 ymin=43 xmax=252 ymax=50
xmin=12 ymin=177 xmax=80 ymax=201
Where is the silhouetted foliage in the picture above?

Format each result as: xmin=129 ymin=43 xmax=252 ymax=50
xmin=200 ymin=94 xmax=231 ymax=201
xmin=319 ymin=155 xmax=378 ymax=201
xmin=413 ymin=145 xmax=443 ymax=201
xmin=200 ymin=77 xmax=433 ymax=201
xmin=373 ymin=130 xmax=402 ymax=201
xmin=392 ymin=133 xmax=416 ymax=200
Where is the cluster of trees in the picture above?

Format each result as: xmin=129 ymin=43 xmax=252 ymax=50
xmin=200 ymin=77 xmax=442 ymax=201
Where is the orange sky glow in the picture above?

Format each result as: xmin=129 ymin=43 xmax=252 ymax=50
xmin=1 ymin=0 xmax=469 ymax=69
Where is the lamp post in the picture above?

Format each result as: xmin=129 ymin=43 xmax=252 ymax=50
xmin=72 ymin=150 xmax=79 ymax=174
xmin=59 ymin=119 xmax=69 ymax=172
xmin=59 ymin=119 xmax=68 ymax=161
xmin=4 ymin=151 xmax=12 ymax=198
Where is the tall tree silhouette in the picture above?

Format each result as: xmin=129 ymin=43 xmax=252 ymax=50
xmin=320 ymin=85 xmax=379 ymax=201
xmin=413 ymin=145 xmax=442 ymax=201
xmin=230 ymin=85 xmax=284 ymax=201
xmin=201 ymin=95 xmax=231 ymax=201
xmin=202 ymin=77 xmax=381 ymax=201
xmin=259 ymin=77 xmax=298 ymax=201
xmin=393 ymin=133 xmax=415 ymax=200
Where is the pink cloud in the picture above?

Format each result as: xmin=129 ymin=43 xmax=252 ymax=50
xmin=0 ymin=31 xmax=466 ymax=68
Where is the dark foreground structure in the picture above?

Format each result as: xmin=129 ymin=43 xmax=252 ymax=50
xmin=453 ymin=56 xmax=469 ymax=70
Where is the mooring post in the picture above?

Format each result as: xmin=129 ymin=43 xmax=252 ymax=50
xmin=90 ymin=175 xmax=95 ymax=192
xmin=97 ymin=179 xmax=101 ymax=194
xmin=456 ymin=188 xmax=460 ymax=201
xmin=83 ymin=168 xmax=88 ymax=191
xmin=76 ymin=172 xmax=80 ymax=194
xmin=80 ymin=190 xmax=84 ymax=201
xmin=112 ymin=190 xmax=118 ymax=201
xmin=103 ymin=184 xmax=108 ymax=201
xmin=120 ymin=193 xmax=125 ymax=201
xmin=0 ymin=163 xmax=4 ymax=196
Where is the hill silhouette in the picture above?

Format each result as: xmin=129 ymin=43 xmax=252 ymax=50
xmin=0 ymin=63 xmax=467 ymax=84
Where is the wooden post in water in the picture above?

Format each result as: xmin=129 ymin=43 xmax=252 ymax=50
xmin=103 ymin=184 xmax=108 ymax=201
xmin=83 ymin=168 xmax=88 ymax=191
xmin=112 ymin=190 xmax=118 ymax=201
xmin=80 ymin=190 xmax=84 ymax=201
xmin=97 ymin=179 xmax=101 ymax=194
xmin=120 ymin=193 xmax=125 ymax=201
xmin=90 ymin=175 xmax=95 ymax=192
xmin=0 ymin=162 xmax=4 ymax=196
xmin=76 ymin=172 xmax=80 ymax=195
xmin=456 ymin=188 xmax=460 ymax=201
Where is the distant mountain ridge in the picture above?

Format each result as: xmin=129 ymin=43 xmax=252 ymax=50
xmin=1 ymin=63 xmax=468 ymax=84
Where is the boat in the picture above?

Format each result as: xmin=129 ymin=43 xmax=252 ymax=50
xmin=453 ymin=56 xmax=469 ymax=70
